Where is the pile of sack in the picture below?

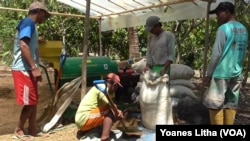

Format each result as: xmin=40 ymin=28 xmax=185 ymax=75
xmin=131 ymin=58 xmax=197 ymax=104
xmin=131 ymin=58 xmax=203 ymax=129
xmin=167 ymin=64 xmax=197 ymax=106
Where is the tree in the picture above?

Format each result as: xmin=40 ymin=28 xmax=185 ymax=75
xmin=128 ymin=27 xmax=140 ymax=59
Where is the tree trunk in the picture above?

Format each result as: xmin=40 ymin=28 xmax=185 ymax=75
xmin=242 ymin=45 xmax=250 ymax=87
xmin=128 ymin=27 xmax=140 ymax=59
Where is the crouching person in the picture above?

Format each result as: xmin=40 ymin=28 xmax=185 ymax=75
xmin=75 ymin=73 xmax=124 ymax=141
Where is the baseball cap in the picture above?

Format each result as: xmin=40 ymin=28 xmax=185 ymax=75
xmin=29 ymin=1 xmax=51 ymax=18
xmin=145 ymin=16 xmax=160 ymax=32
xmin=106 ymin=73 xmax=123 ymax=87
xmin=209 ymin=2 xmax=234 ymax=15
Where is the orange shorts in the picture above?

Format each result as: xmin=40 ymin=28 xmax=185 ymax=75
xmin=80 ymin=106 xmax=110 ymax=131
xmin=12 ymin=70 xmax=38 ymax=106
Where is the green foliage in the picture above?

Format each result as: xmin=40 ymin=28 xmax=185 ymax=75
xmin=110 ymin=29 xmax=129 ymax=60
xmin=0 ymin=11 xmax=18 ymax=66
xmin=0 ymin=0 xmax=249 ymax=74
xmin=137 ymin=26 xmax=148 ymax=56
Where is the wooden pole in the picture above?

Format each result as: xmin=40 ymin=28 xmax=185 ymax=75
xmin=98 ymin=18 xmax=103 ymax=56
xmin=81 ymin=0 xmax=91 ymax=99
xmin=202 ymin=0 xmax=213 ymax=78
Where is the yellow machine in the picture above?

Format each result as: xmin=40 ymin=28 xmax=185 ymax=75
xmin=38 ymin=41 xmax=120 ymax=88
xmin=39 ymin=41 xmax=62 ymax=70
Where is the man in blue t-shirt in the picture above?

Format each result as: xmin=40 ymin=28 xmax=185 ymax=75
xmin=202 ymin=2 xmax=248 ymax=125
xmin=11 ymin=1 xmax=51 ymax=140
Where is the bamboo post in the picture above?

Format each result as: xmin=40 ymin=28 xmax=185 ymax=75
xmin=98 ymin=18 xmax=103 ymax=56
xmin=81 ymin=0 xmax=91 ymax=99
xmin=202 ymin=0 xmax=213 ymax=78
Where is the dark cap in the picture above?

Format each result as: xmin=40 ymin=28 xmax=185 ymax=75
xmin=209 ymin=2 xmax=234 ymax=15
xmin=145 ymin=16 xmax=160 ymax=32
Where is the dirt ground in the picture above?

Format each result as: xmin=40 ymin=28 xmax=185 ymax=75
xmin=0 ymin=69 xmax=250 ymax=141
xmin=0 ymin=69 xmax=81 ymax=141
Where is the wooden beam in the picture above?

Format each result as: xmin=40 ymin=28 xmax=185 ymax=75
xmin=0 ymin=6 xmax=100 ymax=19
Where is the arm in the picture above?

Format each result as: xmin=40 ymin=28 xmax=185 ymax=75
xmin=20 ymin=38 xmax=42 ymax=81
xmin=100 ymin=91 xmax=124 ymax=119
xmin=161 ymin=32 xmax=175 ymax=75
xmin=145 ymin=34 xmax=153 ymax=71
xmin=206 ymin=30 xmax=225 ymax=77
xmin=19 ymin=38 xmax=37 ymax=69
xmin=111 ymin=103 xmax=124 ymax=119
xmin=203 ymin=30 xmax=226 ymax=86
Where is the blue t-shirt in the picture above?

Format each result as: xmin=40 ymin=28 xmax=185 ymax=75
xmin=12 ymin=17 xmax=39 ymax=71
xmin=210 ymin=21 xmax=248 ymax=78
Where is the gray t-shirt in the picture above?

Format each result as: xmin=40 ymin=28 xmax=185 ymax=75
xmin=146 ymin=31 xmax=175 ymax=66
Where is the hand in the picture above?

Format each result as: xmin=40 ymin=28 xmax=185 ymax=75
xmin=160 ymin=67 xmax=167 ymax=76
xmin=202 ymin=76 xmax=211 ymax=88
xmin=143 ymin=66 xmax=149 ymax=73
xmin=116 ymin=109 xmax=124 ymax=120
xmin=31 ymin=68 xmax=42 ymax=82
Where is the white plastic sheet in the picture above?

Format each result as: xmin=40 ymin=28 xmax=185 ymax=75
xmin=57 ymin=0 xmax=234 ymax=31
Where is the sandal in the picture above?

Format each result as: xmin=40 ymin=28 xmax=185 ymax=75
xmin=12 ymin=135 xmax=34 ymax=141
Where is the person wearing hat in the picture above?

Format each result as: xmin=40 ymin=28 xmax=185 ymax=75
xmin=144 ymin=16 xmax=175 ymax=76
xmin=202 ymin=1 xmax=248 ymax=125
xmin=11 ymin=0 xmax=51 ymax=139
xmin=75 ymin=73 xmax=124 ymax=141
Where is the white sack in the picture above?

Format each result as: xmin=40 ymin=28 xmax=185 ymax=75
xmin=170 ymin=85 xmax=197 ymax=99
xmin=131 ymin=58 xmax=194 ymax=80
xmin=135 ymin=82 xmax=142 ymax=93
xmin=139 ymin=71 xmax=173 ymax=130
xmin=131 ymin=58 xmax=146 ymax=73
xmin=169 ymin=79 xmax=196 ymax=89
